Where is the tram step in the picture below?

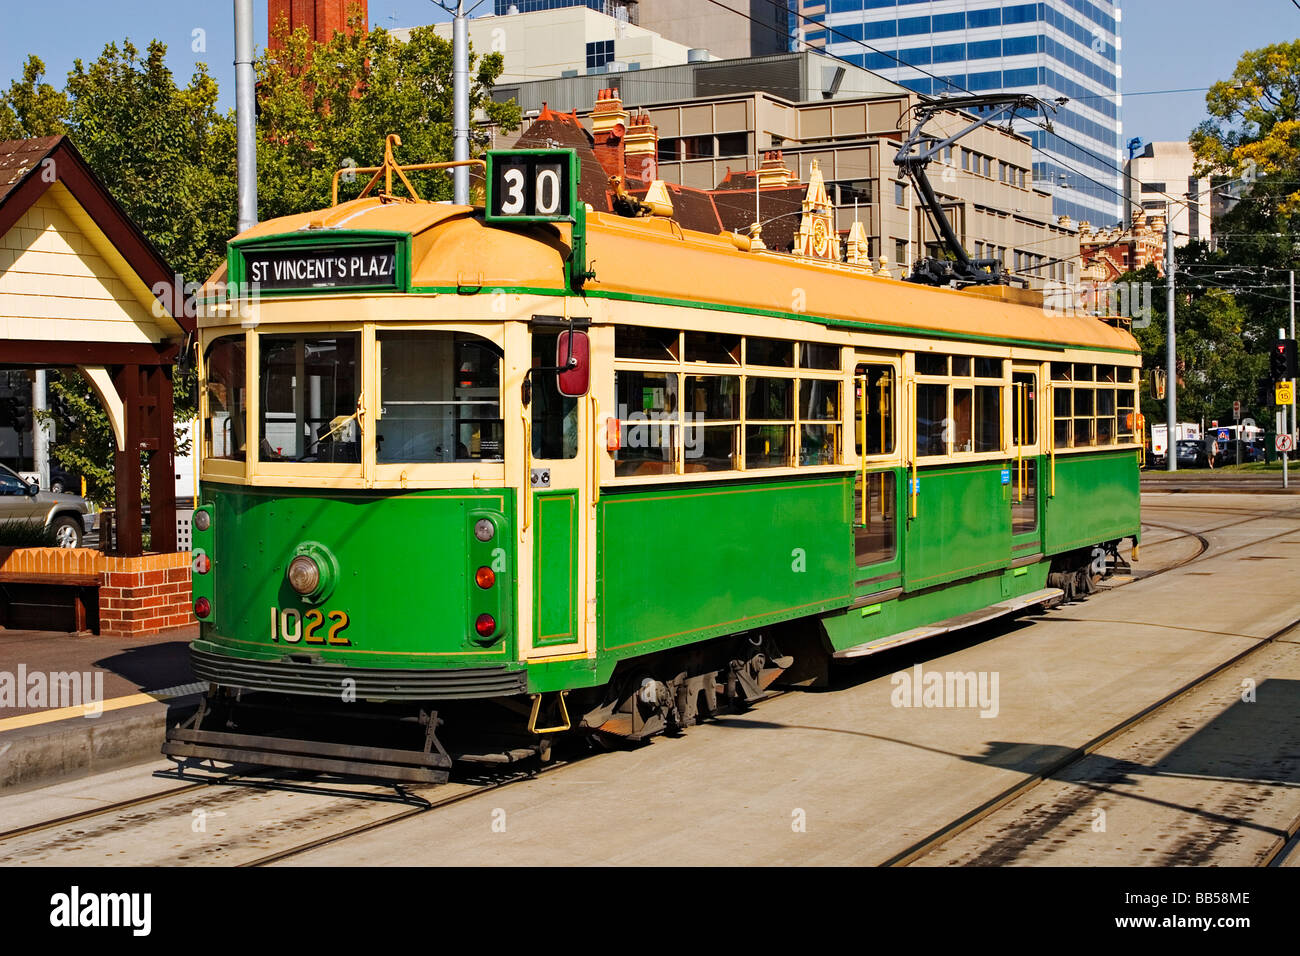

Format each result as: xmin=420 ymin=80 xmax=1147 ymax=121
xmin=163 ymin=727 xmax=451 ymax=784
xmin=832 ymin=587 xmax=1064 ymax=660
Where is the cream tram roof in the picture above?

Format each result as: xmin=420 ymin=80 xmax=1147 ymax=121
xmin=225 ymin=197 xmax=1140 ymax=356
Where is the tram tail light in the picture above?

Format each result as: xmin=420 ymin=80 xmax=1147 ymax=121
xmin=475 ymin=566 xmax=495 ymax=589
xmin=606 ymin=417 xmax=621 ymax=451
xmin=194 ymin=597 xmax=211 ymax=618
xmin=475 ymin=613 xmax=496 ymax=637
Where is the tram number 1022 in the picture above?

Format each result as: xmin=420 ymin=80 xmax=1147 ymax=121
xmin=486 ymin=149 xmax=578 ymax=224
xmin=270 ymin=606 xmax=351 ymax=645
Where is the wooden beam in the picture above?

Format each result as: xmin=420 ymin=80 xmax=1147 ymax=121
xmin=0 ymin=341 xmax=177 ymax=366
xmin=113 ymin=364 xmax=143 ymax=557
xmin=148 ymin=365 xmax=178 ymax=553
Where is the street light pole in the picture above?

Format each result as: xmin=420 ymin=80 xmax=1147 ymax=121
xmin=452 ymin=0 xmax=470 ymax=205
xmin=1166 ymin=211 xmax=1177 ymax=471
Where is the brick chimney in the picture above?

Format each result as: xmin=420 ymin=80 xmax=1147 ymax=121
xmin=590 ymin=88 xmax=629 ymax=182
xmin=625 ymin=109 xmax=658 ymax=184
xmin=270 ymin=0 xmax=369 ymax=48
xmin=758 ymin=150 xmax=793 ymax=188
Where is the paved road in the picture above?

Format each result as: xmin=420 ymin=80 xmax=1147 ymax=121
xmin=4 ymin=493 xmax=1297 ymax=866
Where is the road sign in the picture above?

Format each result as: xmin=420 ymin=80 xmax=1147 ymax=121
xmin=1233 ymin=400 xmax=1241 ymax=420
xmin=1278 ymin=433 xmax=1294 ymax=453
xmin=1277 ymin=381 xmax=1295 ymax=405
xmin=1217 ymin=428 xmax=1229 ymax=442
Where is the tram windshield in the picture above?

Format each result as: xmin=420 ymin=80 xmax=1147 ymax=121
xmin=376 ymin=331 xmax=503 ymax=463
xmin=260 ymin=334 xmax=361 ymax=463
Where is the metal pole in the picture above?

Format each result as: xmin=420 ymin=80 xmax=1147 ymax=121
xmin=452 ymin=0 xmax=470 ymax=205
xmin=1282 ymin=326 xmax=1289 ymax=490
xmin=32 ymin=370 xmax=48 ymax=490
xmin=234 ymin=0 xmax=258 ymax=233
xmin=1291 ymin=271 xmax=1296 ymax=455
xmin=1166 ymin=213 xmax=1177 ymax=471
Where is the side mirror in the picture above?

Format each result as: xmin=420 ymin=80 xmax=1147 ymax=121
xmin=27 ymin=482 xmax=39 ymax=497
xmin=556 ymin=330 xmax=590 ymax=398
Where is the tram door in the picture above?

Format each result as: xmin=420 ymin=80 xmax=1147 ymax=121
xmin=852 ymin=356 xmax=903 ymax=601
xmin=525 ymin=328 xmax=594 ymax=659
xmin=1010 ymin=365 xmax=1043 ymax=560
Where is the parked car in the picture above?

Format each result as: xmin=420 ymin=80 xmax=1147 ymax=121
xmin=1213 ymin=440 xmax=1261 ymax=467
xmin=0 ymin=463 xmax=93 ymax=547
xmin=1175 ymin=439 xmax=1211 ymax=468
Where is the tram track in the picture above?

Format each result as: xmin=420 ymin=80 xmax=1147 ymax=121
xmin=884 ymin=507 xmax=1300 ymax=867
xmin=886 ymin=614 xmax=1300 ymax=867
xmin=0 ymin=776 xmax=239 ymax=845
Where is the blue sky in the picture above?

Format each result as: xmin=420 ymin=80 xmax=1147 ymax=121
xmin=0 ymin=1 xmax=1293 ymax=145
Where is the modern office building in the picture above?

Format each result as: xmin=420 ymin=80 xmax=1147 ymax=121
xmin=491 ymin=0 xmax=789 ymax=60
xmin=1124 ymin=141 xmax=1212 ymax=248
xmin=792 ymin=0 xmax=1124 ymax=228
xmin=395 ymin=6 xmax=705 ymax=85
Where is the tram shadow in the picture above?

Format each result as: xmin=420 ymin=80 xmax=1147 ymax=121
xmin=92 ymin=640 xmax=196 ymax=697
xmin=960 ymin=678 xmax=1300 ymax=793
xmin=821 ymin=614 xmax=1043 ymax=694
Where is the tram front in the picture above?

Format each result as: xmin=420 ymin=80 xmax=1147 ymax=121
xmin=168 ymin=150 xmax=599 ymax=781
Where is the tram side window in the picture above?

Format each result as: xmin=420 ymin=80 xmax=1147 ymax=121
xmin=530 ymin=332 xmax=577 ymax=460
xmin=260 ymin=333 xmax=361 ymax=463
xmin=800 ymin=379 xmax=840 ymax=465
xmin=1012 ymin=372 xmax=1037 ymax=446
xmin=376 ymin=331 xmax=504 ymax=464
xmin=855 ymin=364 xmax=895 ymax=456
xmin=1052 ymin=363 xmax=1136 ymax=449
xmin=615 ymin=370 xmax=678 ymax=476
xmin=917 ymin=383 xmax=948 ymax=457
xmin=684 ymin=375 xmax=739 ymax=473
xmin=745 ymin=376 xmax=794 ymax=468
xmin=204 ymin=335 xmax=247 ymax=461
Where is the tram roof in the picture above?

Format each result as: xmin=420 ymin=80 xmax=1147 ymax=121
xmin=226 ymin=197 xmax=1140 ymax=356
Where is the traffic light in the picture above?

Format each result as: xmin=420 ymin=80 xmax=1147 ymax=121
xmin=1271 ymin=339 xmax=1298 ymax=381
xmin=11 ymin=389 xmax=31 ymax=431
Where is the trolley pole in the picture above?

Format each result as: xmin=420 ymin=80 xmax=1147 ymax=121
xmin=234 ymin=0 xmax=258 ymax=233
xmin=452 ymin=0 xmax=470 ymax=205
xmin=1166 ymin=213 xmax=1177 ymax=471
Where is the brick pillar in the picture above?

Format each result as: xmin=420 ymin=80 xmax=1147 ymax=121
xmin=99 ymin=552 xmax=196 ymax=638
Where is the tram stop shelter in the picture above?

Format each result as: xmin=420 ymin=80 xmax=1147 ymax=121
xmin=0 ymin=135 xmax=190 ymax=556
xmin=0 ymin=136 xmax=197 ymax=637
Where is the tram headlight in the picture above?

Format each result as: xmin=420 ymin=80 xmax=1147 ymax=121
xmin=284 ymin=541 xmax=340 ymax=604
xmin=474 ymin=518 xmax=495 ymax=542
xmin=287 ymin=555 xmax=321 ymax=595
xmin=193 ymin=509 xmax=211 ymax=532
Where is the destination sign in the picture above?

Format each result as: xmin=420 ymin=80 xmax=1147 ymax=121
xmin=242 ymin=242 xmax=399 ymax=292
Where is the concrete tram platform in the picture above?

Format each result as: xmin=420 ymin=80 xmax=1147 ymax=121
xmin=0 ymin=624 xmax=201 ymax=792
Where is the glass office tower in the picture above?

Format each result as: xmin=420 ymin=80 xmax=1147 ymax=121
xmin=793 ymin=1 xmax=1123 ymax=226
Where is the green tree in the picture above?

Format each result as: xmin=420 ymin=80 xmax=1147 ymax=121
xmin=63 ymin=40 xmax=237 ymax=284
xmin=1191 ymin=41 xmax=1300 ymax=207
xmin=255 ymin=16 xmax=521 ymax=220
xmin=0 ymin=56 xmax=69 ymax=139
